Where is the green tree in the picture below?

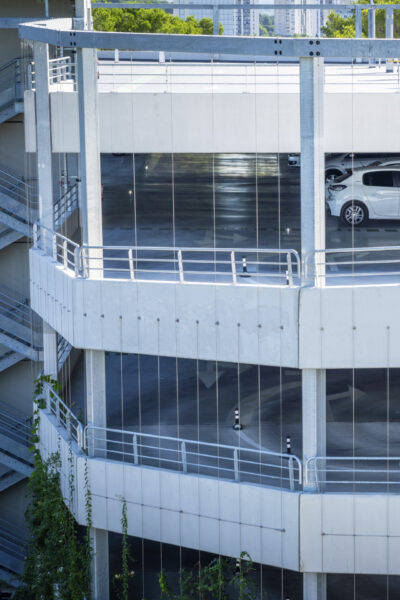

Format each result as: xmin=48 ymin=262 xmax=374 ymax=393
xmin=259 ymin=13 xmax=274 ymax=36
xmin=322 ymin=0 xmax=400 ymax=38
xmin=93 ymin=7 xmax=223 ymax=34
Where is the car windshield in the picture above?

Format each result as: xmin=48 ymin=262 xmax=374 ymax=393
xmin=334 ymin=171 xmax=352 ymax=182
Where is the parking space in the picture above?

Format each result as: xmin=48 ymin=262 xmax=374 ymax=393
xmin=101 ymin=153 xmax=400 ymax=264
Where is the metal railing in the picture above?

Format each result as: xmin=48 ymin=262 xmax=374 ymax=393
xmin=54 ymin=182 xmax=79 ymax=230
xmin=85 ymin=425 xmax=302 ymax=490
xmin=306 ymin=456 xmax=400 ymax=490
xmin=49 ymin=56 xmax=75 ymax=85
xmin=305 ymin=246 xmax=400 ymax=284
xmin=42 ymin=381 xmax=84 ymax=449
xmin=0 ymin=163 xmax=37 ymax=207
xmin=33 ymin=224 xmax=300 ymax=286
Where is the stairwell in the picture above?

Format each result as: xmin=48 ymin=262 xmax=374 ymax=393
xmin=0 ymin=59 xmax=24 ymax=125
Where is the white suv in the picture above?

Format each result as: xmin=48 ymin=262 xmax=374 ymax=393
xmin=326 ymin=166 xmax=400 ymax=226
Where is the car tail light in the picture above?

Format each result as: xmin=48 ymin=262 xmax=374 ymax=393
xmin=328 ymin=184 xmax=347 ymax=191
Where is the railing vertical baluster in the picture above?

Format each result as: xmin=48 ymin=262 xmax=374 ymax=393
xmin=52 ymin=234 xmax=57 ymax=262
xmin=181 ymin=441 xmax=187 ymax=472
xmin=33 ymin=222 xmax=38 ymax=247
xmin=233 ymin=448 xmax=239 ymax=481
xmin=128 ymin=248 xmax=135 ymax=280
xmin=286 ymin=252 xmax=293 ymax=286
xmin=133 ymin=433 xmax=139 ymax=465
xmin=45 ymin=385 xmax=50 ymax=412
xmin=63 ymin=239 xmax=68 ymax=269
xmin=77 ymin=425 xmax=84 ymax=452
xmin=288 ymin=456 xmax=295 ymax=491
xmin=55 ymin=396 xmax=60 ymax=426
xmin=73 ymin=246 xmax=80 ymax=276
xmin=66 ymin=411 xmax=72 ymax=440
xmin=178 ymin=250 xmax=184 ymax=283
xmin=231 ymin=251 xmax=237 ymax=284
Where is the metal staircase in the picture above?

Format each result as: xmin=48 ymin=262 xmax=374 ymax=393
xmin=0 ymin=403 xmax=32 ymax=492
xmin=0 ymin=518 xmax=26 ymax=590
xmin=0 ymin=163 xmax=79 ymax=249
xmin=0 ymin=284 xmax=42 ymax=362
xmin=0 ymin=59 xmax=24 ymax=124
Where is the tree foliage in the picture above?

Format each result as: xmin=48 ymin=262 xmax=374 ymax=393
xmin=259 ymin=13 xmax=274 ymax=36
xmin=322 ymin=0 xmax=400 ymax=38
xmin=93 ymin=7 xmax=223 ymax=35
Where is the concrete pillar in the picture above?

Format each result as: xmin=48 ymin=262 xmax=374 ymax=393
xmin=75 ymin=13 xmax=109 ymax=596
xmin=33 ymin=41 xmax=58 ymax=377
xmin=386 ymin=8 xmax=394 ymax=72
xmin=302 ymin=368 xmax=326 ymax=492
xmin=302 ymin=368 xmax=326 ymax=599
xmin=90 ymin=528 xmax=110 ymax=600
xmin=304 ymin=572 xmax=327 ymax=600
xmin=369 ymin=2 xmax=376 ymax=67
xmin=300 ymin=57 xmax=325 ymax=286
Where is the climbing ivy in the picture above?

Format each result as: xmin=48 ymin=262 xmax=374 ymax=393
xmin=15 ymin=375 xmax=92 ymax=600
xmin=113 ymin=498 xmax=135 ymax=600
xmin=159 ymin=552 xmax=257 ymax=600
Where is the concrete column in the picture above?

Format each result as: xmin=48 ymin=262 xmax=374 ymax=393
xmin=304 ymin=572 xmax=327 ymax=600
xmin=302 ymin=368 xmax=326 ymax=492
xmin=90 ymin=528 xmax=110 ymax=600
xmin=355 ymin=5 xmax=362 ymax=38
xmin=300 ymin=57 xmax=325 ymax=286
xmin=74 ymin=11 xmax=108 ymax=597
xmin=386 ymin=8 xmax=394 ymax=72
xmin=302 ymin=368 xmax=326 ymax=600
xmin=33 ymin=41 xmax=58 ymax=377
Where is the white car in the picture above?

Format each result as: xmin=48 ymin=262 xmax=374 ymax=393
xmin=326 ymin=166 xmax=400 ymax=226
xmin=288 ymin=153 xmax=400 ymax=179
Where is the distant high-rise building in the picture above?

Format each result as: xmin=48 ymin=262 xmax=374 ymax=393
xmin=177 ymin=0 xmax=259 ymax=36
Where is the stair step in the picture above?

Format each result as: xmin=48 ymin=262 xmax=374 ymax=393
xmin=0 ymin=470 xmax=25 ymax=492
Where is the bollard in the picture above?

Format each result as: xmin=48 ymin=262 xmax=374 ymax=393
xmin=286 ymin=434 xmax=291 ymax=454
xmin=239 ymin=256 xmax=250 ymax=278
xmin=235 ymin=559 xmax=240 ymax=574
xmin=233 ymin=407 xmax=243 ymax=431
xmin=285 ymin=270 xmax=289 ymax=285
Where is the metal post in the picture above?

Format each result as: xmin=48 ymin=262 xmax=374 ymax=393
xmin=288 ymin=457 xmax=295 ymax=491
xmin=52 ymin=234 xmax=57 ymax=262
xmin=286 ymin=252 xmax=293 ymax=286
xmin=133 ymin=433 xmax=139 ymax=465
xmin=300 ymin=57 xmax=325 ymax=287
xmin=386 ymin=7 xmax=394 ymax=72
xmin=355 ymin=5 xmax=362 ymax=63
xmin=128 ymin=248 xmax=135 ymax=280
xmin=178 ymin=250 xmax=184 ymax=283
xmin=233 ymin=448 xmax=239 ymax=481
xmin=181 ymin=441 xmax=187 ymax=472
xmin=66 ymin=411 xmax=72 ymax=440
xmin=33 ymin=222 xmax=38 ymax=247
xmin=63 ymin=239 xmax=68 ymax=269
xmin=231 ymin=250 xmax=237 ymax=284
xmin=369 ymin=1 xmax=376 ymax=67
xmin=213 ymin=4 xmax=220 ymax=35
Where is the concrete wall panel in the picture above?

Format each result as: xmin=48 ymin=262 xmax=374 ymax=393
xmin=24 ymin=90 xmax=400 ymax=154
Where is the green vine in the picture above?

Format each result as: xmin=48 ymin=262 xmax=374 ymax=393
xmin=113 ymin=498 xmax=134 ymax=600
xmin=15 ymin=375 xmax=92 ymax=600
xmin=159 ymin=552 xmax=256 ymax=600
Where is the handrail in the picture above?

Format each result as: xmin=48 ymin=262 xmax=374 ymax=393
xmin=305 ymin=455 xmax=400 ymax=490
xmin=33 ymin=223 xmax=301 ymax=287
xmin=84 ymin=424 xmax=302 ymax=489
xmin=41 ymin=381 xmax=84 ymax=449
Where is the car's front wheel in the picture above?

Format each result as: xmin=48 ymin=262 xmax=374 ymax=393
xmin=340 ymin=201 xmax=368 ymax=226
